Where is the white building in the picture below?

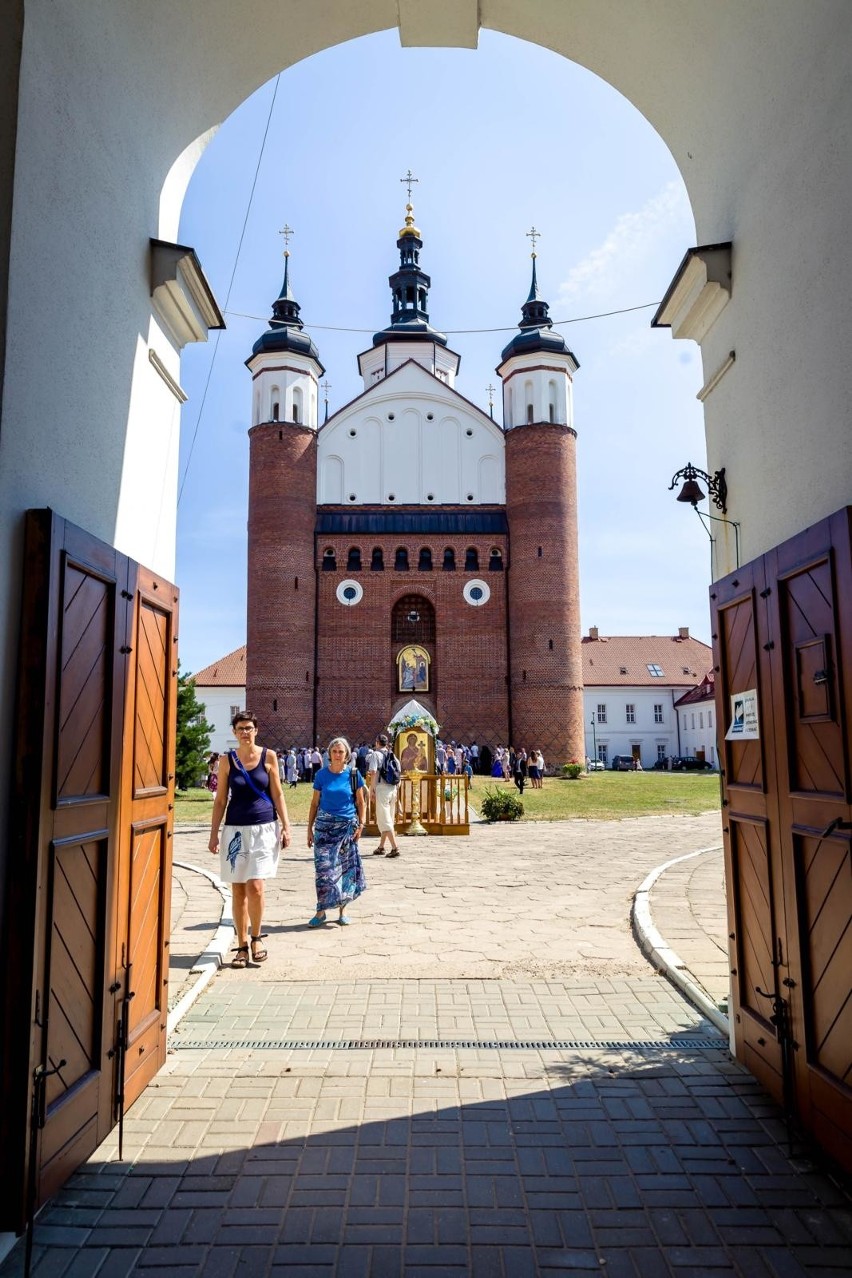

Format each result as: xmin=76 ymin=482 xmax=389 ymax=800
xmin=673 ymin=674 xmax=718 ymax=766
xmin=581 ymin=627 xmax=713 ymax=768
xmin=192 ymin=646 xmax=247 ymax=754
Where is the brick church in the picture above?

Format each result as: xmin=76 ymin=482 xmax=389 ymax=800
xmin=245 ymin=202 xmax=585 ymax=764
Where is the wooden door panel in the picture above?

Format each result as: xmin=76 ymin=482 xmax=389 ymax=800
xmin=56 ymin=562 xmax=114 ymax=803
xmin=796 ymin=830 xmax=852 ymax=1080
xmin=777 ymin=552 xmax=846 ymax=798
xmin=119 ymin=575 xmax=177 ymax=1110
xmin=716 ymin=583 xmax=766 ymax=794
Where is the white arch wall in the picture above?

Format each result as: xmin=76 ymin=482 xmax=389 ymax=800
xmin=1 ymin=0 xmax=852 ymax=898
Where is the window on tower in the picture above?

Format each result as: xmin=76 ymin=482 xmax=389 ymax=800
xmin=346 ymin=547 xmax=362 ymax=572
xmin=527 ymin=404 xmax=534 ymax=423
xmin=272 ymin=401 xmax=279 ymax=421
xmin=418 ymin=547 xmax=433 ymax=572
xmin=322 ymin=547 xmax=337 ymax=571
xmin=394 ymin=547 xmax=409 ymax=571
xmin=464 ymin=547 xmax=479 ymax=572
xmin=442 ymin=547 xmax=456 ymax=571
xmin=370 ymin=547 xmax=384 ymax=571
xmin=488 ymin=548 xmax=503 ymax=572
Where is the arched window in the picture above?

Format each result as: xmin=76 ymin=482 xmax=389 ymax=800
xmin=370 ymin=547 xmax=384 ymax=571
xmin=392 ymin=594 xmax=436 ymax=644
xmin=442 ymin=547 xmax=456 ymax=571
xmin=527 ymin=403 xmax=534 ymax=423
xmin=322 ymin=547 xmax=336 ymax=571
xmin=292 ymin=386 xmax=303 ymax=424
xmin=346 ymin=547 xmax=361 ymax=572
xmin=464 ymin=546 xmax=479 ymax=572
xmin=272 ymin=401 xmax=280 ymax=421
xmin=418 ymin=547 xmax=432 ymax=572
xmin=488 ymin=547 xmax=503 ymax=572
xmin=548 ymin=402 xmax=555 ymax=422
xmin=394 ymin=547 xmax=409 ymax=571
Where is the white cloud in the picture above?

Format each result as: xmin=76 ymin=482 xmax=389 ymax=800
xmin=557 ymin=182 xmax=693 ymax=310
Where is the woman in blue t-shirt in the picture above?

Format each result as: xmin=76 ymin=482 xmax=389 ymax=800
xmin=306 ymin=736 xmax=367 ymax=926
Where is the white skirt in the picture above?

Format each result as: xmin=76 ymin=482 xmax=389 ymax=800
xmin=220 ymin=821 xmax=280 ymax=883
xmin=375 ymin=781 xmax=398 ymax=833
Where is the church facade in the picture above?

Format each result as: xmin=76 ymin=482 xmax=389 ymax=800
xmin=246 ymin=204 xmax=585 ymax=764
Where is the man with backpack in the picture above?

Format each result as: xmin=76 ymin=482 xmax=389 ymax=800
xmin=366 ymin=732 xmax=401 ymax=857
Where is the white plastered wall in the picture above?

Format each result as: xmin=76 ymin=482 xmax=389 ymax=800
xmin=317 ymin=363 xmax=505 ymax=505
xmin=2 ymin=0 xmax=852 ymax=906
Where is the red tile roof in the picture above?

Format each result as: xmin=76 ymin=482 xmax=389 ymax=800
xmin=192 ymin=645 xmax=247 ymax=686
xmin=582 ymin=632 xmax=712 ymax=688
xmin=673 ymin=673 xmax=716 ymax=707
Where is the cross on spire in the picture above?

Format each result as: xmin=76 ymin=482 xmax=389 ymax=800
xmin=486 ymin=384 xmax=496 ymax=419
xmin=321 ymin=379 xmax=331 ymax=422
xmin=400 ymin=169 xmax=419 ymax=201
xmin=526 ymin=226 xmax=541 ymax=257
xmin=279 ymin=223 xmax=294 ymax=256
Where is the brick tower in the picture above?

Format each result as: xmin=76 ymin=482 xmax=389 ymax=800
xmin=498 ymin=249 xmax=585 ymax=766
xmin=245 ymin=246 xmax=323 ymax=746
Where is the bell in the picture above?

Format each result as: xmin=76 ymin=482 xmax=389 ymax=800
xmin=677 ymin=477 xmax=705 ymax=505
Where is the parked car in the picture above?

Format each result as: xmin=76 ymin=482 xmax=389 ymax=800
xmin=670 ymin=756 xmax=714 ymax=771
xmin=587 ymin=759 xmax=605 ymax=771
xmin=611 ymin=755 xmax=635 ymax=771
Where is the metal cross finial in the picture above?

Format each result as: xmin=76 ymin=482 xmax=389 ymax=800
xmin=279 ymin=223 xmax=294 ymax=256
xmin=526 ymin=225 xmax=541 ymax=257
xmin=486 ymin=384 xmax=496 ymax=419
xmin=400 ymin=170 xmax=419 ymax=201
xmin=321 ymin=379 xmax=331 ymax=404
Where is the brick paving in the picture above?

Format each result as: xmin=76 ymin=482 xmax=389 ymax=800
xmin=4 ymin=814 xmax=851 ymax=1277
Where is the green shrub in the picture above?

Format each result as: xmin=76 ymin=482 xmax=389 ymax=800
xmin=480 ymin=788 xmax=524 ymax=821
xmin=560 ymin=762 xmax=584 ymax=780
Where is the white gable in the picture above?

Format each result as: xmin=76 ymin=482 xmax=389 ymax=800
xmin=317 ymin=361 xmax=505 ymax=506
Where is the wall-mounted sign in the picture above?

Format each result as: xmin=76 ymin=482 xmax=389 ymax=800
xmin=397 ymin=644 xmax=430 ymax=693
xmin=725 ymin=688 xmax=760 ymax=740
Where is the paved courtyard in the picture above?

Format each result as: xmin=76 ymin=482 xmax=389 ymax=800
xmin=4 ymin=814 xmax=852 ymax=1277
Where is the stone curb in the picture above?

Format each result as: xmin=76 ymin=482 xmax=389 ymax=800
xmin=167 ymin=859 xmax=233 ymax=1035
xmin=631 ymin=844 xmax=730 ymax=1038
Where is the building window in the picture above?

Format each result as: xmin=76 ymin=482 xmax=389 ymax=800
xmin=548 ymin=403 xmax=555 ymax=422
xmin=699 ymin=711 xmax=704 ymax=728
xmin=392 ymin=594 xmax=435 ymax=644
xmin=464 ymin=546 xmax=479 ymax=572
xmin=691 ymin=713 xmax=696 ymax=729
xmin=625 ymin=704 xmax=635 ymax=724
xmin=322 ymin=547 xmax=336 ymax=571
xmin=488 ymin=547 xmax=503 ymax=572
xmin=647 ymin=664 xmax=664 ymax=677
xmin=418 ymin=547 xmax=433 ymax=572
xmin=346 ymin=547 xmax=361 ymax=572
xmin=527 ymin=403 xmax=534 ymax=423
xmin=394 ymin=547 xmax=409 ymax=571
xmin=657 ymin=744 xmax=667 ymax=762
xmin=708 ymin=710 xmax=713 ymax=728
xmin=442 ymin=547 xmax=456 ymax=571
xmin=370 ymin=547 xmax=384 ymax=571
xmin=292 ymin=386 xmax=303 ymax=423
xmin=230 ymin=704 xmax=240 ymax=720
xmin=597 ymin=704 xmax=607 ymax=724
xmin=272 ymin=401 xmax=279 ymax=421
xmin=654 ymin=703 xmax=664 ymax=724
xmin=598 ymin=745 xmax=608 ymax=765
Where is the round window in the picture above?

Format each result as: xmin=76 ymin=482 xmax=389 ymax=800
xmin=336 ymin=579 xmax=363 ymax=606
xmin=463 ymin=579 xmax=491 ymax=607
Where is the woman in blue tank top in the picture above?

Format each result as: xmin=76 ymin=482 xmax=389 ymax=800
xmin=208 ymin=711 xmax=291 ymax=966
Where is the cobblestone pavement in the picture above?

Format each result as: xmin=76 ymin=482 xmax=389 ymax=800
xmin=5 ymin=815 xmax=852 ymax=1278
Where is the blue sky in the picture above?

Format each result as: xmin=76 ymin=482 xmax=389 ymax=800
xmin=176 ymin=29 xmax=711 ymax=675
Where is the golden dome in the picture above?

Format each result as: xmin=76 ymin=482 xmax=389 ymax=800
xmin=398 ymin=202 xmax=421 ymax=238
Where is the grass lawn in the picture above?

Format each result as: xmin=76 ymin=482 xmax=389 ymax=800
xmin=175 ymin=771 xmax=720 ymax=825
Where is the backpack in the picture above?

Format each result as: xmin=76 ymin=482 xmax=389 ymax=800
xmin=380 ymin=749 xmax=401 ymax=785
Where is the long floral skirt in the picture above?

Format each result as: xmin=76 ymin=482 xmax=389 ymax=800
xmin=313 ymin=810 xmax=366 ymax=910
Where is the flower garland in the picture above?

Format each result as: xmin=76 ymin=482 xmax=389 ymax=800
xmin=388 ymin=709 xmax=439 ymax=738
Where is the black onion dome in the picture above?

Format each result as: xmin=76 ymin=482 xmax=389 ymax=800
xmin=499 ymin=257 xmax=578 ymax=365
xmin=372 ymin=203 xmax=448 ymax=348
xmin=249 ymin=254 xmax=324 ymax=370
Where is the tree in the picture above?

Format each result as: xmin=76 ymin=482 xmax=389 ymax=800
xmin=175 ymin=666 xmax=213 ymax=791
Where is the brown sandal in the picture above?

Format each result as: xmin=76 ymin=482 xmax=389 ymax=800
xmin=232 ymin=944 xmax=249 ymax=969
xmin=250 ymin=934 xmax=268 ymax=963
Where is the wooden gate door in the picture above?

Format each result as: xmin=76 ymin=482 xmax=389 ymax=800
xmin=713 ymin=506 xmax=852 ymax=1172
xmin=0 ymin=510 xmax=178 ymax=1231
xmin=117 ymin=565 xmax=178 ymax=1109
